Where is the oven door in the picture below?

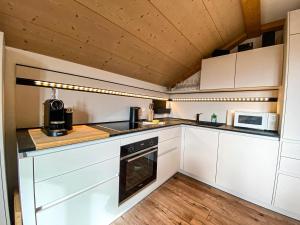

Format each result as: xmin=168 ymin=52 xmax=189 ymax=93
xmin=119 ymin=147 xmax=158 ymax=203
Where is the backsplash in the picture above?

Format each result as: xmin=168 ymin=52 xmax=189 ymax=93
xmin=170 ymin=91 xmax=278 ymax=123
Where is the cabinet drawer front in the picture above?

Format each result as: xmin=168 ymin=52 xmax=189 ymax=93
xmin=34 ymin=140 xmax=120 ymax=182
xmin=158 ymin=137 xmax=179 ymax=156
xmin=35 ymin=157 xmax=119 ymax=208
xmin=279 ymin=157 xmax=300 ymax=177
xmin=275 ymin=174 xmax=300 ymax=216
xmin=157 ymin=148 xmax=179 ymax=185
xmin=281 ymin=142 xmax=300 ymax=159
xmin=36 ymin=177 xmax=119 ymax=225
xmin=120 ymin=132 xmax=158 ymax=146
xmin=159 ymin=127 xmax=181 ymax=143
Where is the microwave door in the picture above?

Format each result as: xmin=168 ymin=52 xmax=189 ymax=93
xmin=236 ymin=114 xmax=266 ymax=130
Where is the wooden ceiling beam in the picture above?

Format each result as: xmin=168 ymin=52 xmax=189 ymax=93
xmin=261 ymin=19 xmax=285 ymax=33
xmin=241 ymin=0 xmax=261 ymax=38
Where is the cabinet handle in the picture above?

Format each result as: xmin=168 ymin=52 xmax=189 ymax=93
xmin=127 ymin=149 xmax=158 ymax=163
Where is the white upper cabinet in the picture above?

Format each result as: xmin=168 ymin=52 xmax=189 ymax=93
xmin=200 ymin=53 xmax=236 ymax=90
xmin=283 ymin=35 xmax=300 ymax=141
xmin=235 ymin=45 xmax=283 ymax=88
xmin=183 ymin=127 xmax=219 ymax=183
xmin=200 ymin=44 xmax=283 ymax=90
xmin=216 ymin=132 xmax=279 ymax=204
xmin=290 ymin=9 xmax=300 ymax=35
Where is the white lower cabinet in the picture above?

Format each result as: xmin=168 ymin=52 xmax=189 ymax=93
xmin=36 ymin=177 xmax=119 ymax=225
xmin=183 ymin=127 xmax=219 ymax=183
xmin=35 ymin=157 xmax=119 ymax=208
xmin=157 ymin=137 xmax=180 ymax=185
xmin=157 ymin=148 xmax=180 ymax=185
xmin=216 ymin=132 xmax=279 ymax=204
xmin=20 ymin=126 xmax=292 ymax=225
xmin=274 ymin=174 xmax=300 ymax=216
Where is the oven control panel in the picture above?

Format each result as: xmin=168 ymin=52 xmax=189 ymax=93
xmin=120 ymin=137 xmax=158 ymax=157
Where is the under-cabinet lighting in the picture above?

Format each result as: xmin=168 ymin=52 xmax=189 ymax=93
xmin=171 ymin=97 xmax=277 ymax=102
xmin=16 ymin=78 xmax=277 ymax=102
xmin=17 ymin=78 xmax=169 ymax=101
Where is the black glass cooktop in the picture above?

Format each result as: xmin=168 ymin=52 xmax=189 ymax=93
xmin=98 ymin=122 xmax=143 ymax=131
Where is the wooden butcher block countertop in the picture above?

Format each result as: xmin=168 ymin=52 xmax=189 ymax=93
xmin=28 ymin=125 xmax=110 ymax=150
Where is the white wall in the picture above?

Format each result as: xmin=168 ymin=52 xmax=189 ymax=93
xmin=170 ymin=91 xmax=278 ymax=123
xmin=261 ymin=0 xmax=300 ymax=24
xmin=8 ymin=47 xmax=168 ymax=128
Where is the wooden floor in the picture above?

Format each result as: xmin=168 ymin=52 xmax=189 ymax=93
xmin=111 ymin=173 xmax=300 ymax=225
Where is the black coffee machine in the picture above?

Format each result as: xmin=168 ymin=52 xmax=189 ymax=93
xmin=43 ymin=99 xmax=68 ymax=137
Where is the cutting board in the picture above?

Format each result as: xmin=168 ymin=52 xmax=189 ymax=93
xmin=28 ymin=125 xmax=110 ymax=150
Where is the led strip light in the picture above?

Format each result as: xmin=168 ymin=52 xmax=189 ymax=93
xmin=16 ymin=78 xmax=169 ymax=101
xmin=171 ymin=97 xmax=277 ymax=102
xmin=16 ymin=78 xmax=277 ymax=102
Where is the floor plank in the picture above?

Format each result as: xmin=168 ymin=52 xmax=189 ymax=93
xmin=111 ymin=173 xmax=300 ymax=225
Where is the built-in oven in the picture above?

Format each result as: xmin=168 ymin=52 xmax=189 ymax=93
xmin=119 ymin=137 xmax=158 ymax=204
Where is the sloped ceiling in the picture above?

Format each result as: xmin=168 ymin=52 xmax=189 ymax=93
xmin=0 ymin=0 xmax=298 ymax=87
xmin=261 ymin=0 xmax=300 ymax=23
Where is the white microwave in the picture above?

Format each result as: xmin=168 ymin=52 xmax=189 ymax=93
xmin=234 ymin=111 xmax=278 ymax=131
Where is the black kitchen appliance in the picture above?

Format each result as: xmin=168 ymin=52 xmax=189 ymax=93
xmin=129 ymin=107 xmax=141 ymax=123
xmin=153 ymin=100 xmax=171 ymax=114
xmin=43 ymin=99 xmax=67 ymax=137
xmin=119 ymin=137 xmax=158 ymax=203
xmin=64 ymin=107 xmax=73 ymax=131
xmin=212 ymin=49 xmax=230 ymax=57
xmin=98 ymin=122 xmax=142 ymax=131
xmin=238 ymin=42 xmax=253 ymax=52
xmin=262 ymin=31 xmax=275 ymax=47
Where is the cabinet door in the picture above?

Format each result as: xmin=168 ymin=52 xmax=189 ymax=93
xmin=290 ymin=9 xmax=300 ymax=35
xmin=200 ymin=54 xmax=236 ymax=90
xmin=216 ymin=133 xmax=279 ymax=204
xmin=183 ymin=127 xmax=219 ymax=183
xmin=157 ymin=148 xmax=180 ymax=186
xmin=283 ymin=35 xmax=300 ymax=140
xmin=235 ymin=45 xmax=283 ymax=88
xmin=274 ymin=174 xmax=300 ymax=216
xmin=36 ymin=177 xmax=119 ymax=225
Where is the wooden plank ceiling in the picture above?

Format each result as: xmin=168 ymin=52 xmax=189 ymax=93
xmin=0 ymin=0 xmax=247 ymax=87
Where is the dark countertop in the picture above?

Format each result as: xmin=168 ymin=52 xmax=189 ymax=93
xmin=17 ymin=118 xmax=280 ymax=154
